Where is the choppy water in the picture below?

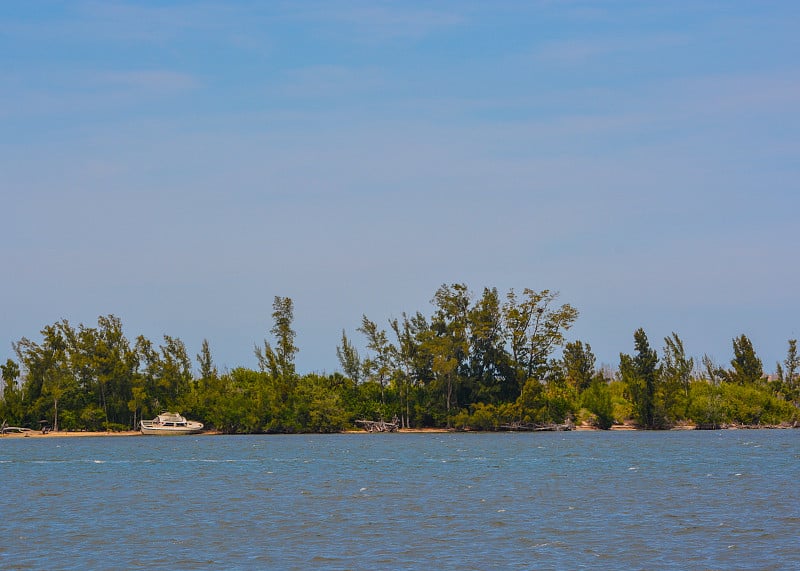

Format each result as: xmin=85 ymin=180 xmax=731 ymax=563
xmin=1 ymin=430 xmax=798 ymax=570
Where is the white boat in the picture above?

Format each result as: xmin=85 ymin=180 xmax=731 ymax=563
xmin=140 ymin=412 xmax=204 ymax=435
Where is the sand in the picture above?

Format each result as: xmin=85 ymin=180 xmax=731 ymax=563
xmin=0 ymin=429 xmax=143 ymax=439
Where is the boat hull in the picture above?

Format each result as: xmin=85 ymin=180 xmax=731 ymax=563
xmin=140 ymin=422 xmax=204 ymax=435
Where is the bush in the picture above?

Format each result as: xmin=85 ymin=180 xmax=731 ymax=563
xmin=719 ymin=383 xmax=798 ymax=425
xmin=452 ymin=402 xmax=519 ymax=431
xmin=608 ymin=380 xmax=632 ymax=424
xmin=580 ymin=380 xmax=614 ymax=429
xmin=103 ymin=422 xmax=129 ymax=432
xmin=687 ymin=381 xmax=724 ymax=428
xmin=576 ymin=407 xmax=599 ymax=427
xmin=452 ymin=403 xmax=499 ymax=431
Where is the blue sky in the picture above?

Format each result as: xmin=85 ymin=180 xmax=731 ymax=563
xmin=2 ymin=1 xmax=798 ymax=375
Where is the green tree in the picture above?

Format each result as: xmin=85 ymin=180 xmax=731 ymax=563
xmin=40 ymin=326 xmax=74 ymax=432
xmin=127 ymin=375 xmax=148 ymax=430
xmin=358 ymin=315 xmax=394 ymax=408
xmin=701 ymin=354 xmax=725 ymax=385
xmin=14 ymin=322 xmax=79 ymax=431
xmin=390 ymin=312 xmax=426 ymax=428
xmin=780 ymin=339 xmax=798 ymax=401
xmin=0 ymin=359 xmax=19 ymax=388
xmin=661 ymin=332 xmax=694 ymax=421
xmin=157 ymin=335 xmax=193 ymax=409
xmin=256 ymin=296 xmax=299 ymax=432
xmin=134 ymin=333 xmax=192 ymax=419
xmin=687 ymin=380 xmax=724 ymax=428
xmin=467 ymin=287 xmax=514 ymax=403
xmin=186 ymin=338 xmax=218 ymax=425
xmin=89 ymin=315 xmax=138 ymax=427
xmin=579 ymin=378 xmax=614 ymax=429
xmin=336 ymin=329 xmax=361 ymax=384
xmin=620 ymin=328 xmax=661 ymax=428
xmin=719 ymin=382 xmax=797 ymax=425
xmin=541 ymin=369 xmax=574 ymax=424
xmin=255 ymin=296 xmax=300 ymax=423
xmin=426 ymin=283 xmax=471 ymax=426
xmin=728 ymin=334 xmax=763 ymax=385
xmin=255 ymin=296 xmax=298 ymax=383
xmin=295 ymin=374 xmax=349 ymax=432
xmin=516 ymin=379 xmax=547 ymax=424
xmin=502 ymin=288 xmax=578 ymax=388
xmin=562 ymin=340 xmax=596 ymax=394
xmin=196 ymin=338 xmax=218 ymax=382
xmin=1 ymin=358 xmax=22 ymax=425
xmin=14 ymin=335 xmax=47 ymax=419
xmin=205 ymin=368 xmax=271 ymax=433
xmin=135 ymin=335 xmax=160 ymax=417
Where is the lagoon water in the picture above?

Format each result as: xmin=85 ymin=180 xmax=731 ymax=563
xmin=1 ymin=431 xmax=798 ymax=570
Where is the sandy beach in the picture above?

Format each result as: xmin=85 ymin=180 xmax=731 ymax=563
xmin=0 ymin=426 xmax=629 ymax=438
xmin=2 ymin=428 xmax=450 ymax=438
xmin=1 ymin=430 xmax=144 ymax=439
xmin=2 ymin=423 xmax=793 ymax=439
xmin=4 ymin=427 xmax=455 ymax=438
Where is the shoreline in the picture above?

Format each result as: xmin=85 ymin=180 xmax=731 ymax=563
xmin=1 ymin=430 xmax=143 ymax=439
xmin=2 ymin=423 xmax=797 ymax=439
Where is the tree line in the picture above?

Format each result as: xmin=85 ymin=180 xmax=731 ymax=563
xmin=2 ymin=284 xmax=798 ymax=433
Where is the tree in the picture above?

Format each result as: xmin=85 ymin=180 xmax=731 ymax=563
xmin=688 ymin=380 xmax=724 ymax=428
xmin=132 ymin=333 xmax=192 ymax=420
xmin=157 ymin=335 xmax=192 ymax=408
xmin=1 ymin=358 xmax=22 ymax=425
xmin=295 ymin=374 xmax=349 ymax=433
xmin=14 ymin=322 xmax=79 ymax=431
xmin=782 ymin=339 xmax=798 ymax=397
xmin=562 ymin=340 xmax=596 ymax=393
xmin=620 ymin=328 xmax=660 ymax=428
xmin=701 ymin=354 xmax=725 ymax=386
xmin=358 ymin=315 xmax=394 ymax=408
xmin=40 ymin=325 xmax=72 ymax=432
xmin=728 ymin=334 xmax=763 ymax=385
xmin=255 ymin=296 xmax=299 ymax=383
xmin=254 ymin=297 xmax=300 ymax=428
xmin=196 ymin=338 xmax=218 ymax=382
xmin=517 ymin=378 xmax=546 ymax=424
xmin=426 ymin=283 xmax=471 ymax=426
xmin=580 ymin=378 xmax=614 ymax=429
xmin=390 ymin=312 xmax=426 ymax=428
xmin=467 ymin=287 xmax=514 ymax=403
xmin=92 ymin=315 xmax=138 ymax=427
xmin=1 ymin=358 xmax=20 ymax=390
xmin=502 ymin=288 xmax=578 ymax=387
xmin=135 ymin=335 xmax=160 ymax=417
xmin=661 ymin=332 xmax=694 ymax=421
xmin=336 ymin=330 xmax=361 ymax=384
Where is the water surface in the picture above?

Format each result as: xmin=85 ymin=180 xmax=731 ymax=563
xmin=1 ymin=430 xmax=797 ymax=570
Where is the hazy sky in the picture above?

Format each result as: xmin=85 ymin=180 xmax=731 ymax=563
xmin=2 ymin=1 xmax=798 ymax=375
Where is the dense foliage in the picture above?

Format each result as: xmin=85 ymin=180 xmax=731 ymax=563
xmin=1 ymin=285 xmax=798 ymax=432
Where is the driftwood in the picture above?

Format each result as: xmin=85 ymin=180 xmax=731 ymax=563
xmin=500 ymin=421 xmax=574 ymax=432
xmin=355 ymin=419 xmax=399 ymax=433
xmin=1 ymin=425 xmax=32 ymax=435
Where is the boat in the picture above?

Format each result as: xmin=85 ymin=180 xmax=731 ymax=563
xmin=140 ymin=412 xmax=204 ymax=435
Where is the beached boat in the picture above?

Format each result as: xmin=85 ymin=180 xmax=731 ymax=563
xmin=140 ymin=412 xmax=204 ymax=435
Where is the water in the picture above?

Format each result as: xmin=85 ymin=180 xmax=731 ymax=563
xmin=1 ymin=431 xmax=798 ymax=570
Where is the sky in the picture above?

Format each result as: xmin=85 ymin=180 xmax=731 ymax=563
xmin=2 ymin=1 xmax=799 ymax=376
